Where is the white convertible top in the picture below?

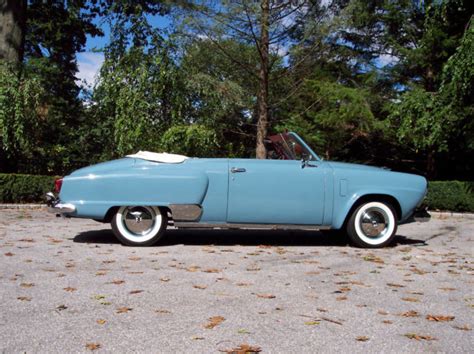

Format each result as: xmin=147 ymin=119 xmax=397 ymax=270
xmin=126 ymin=151 xmax=189 ymax=163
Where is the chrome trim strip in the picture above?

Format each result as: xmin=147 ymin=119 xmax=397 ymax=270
xmin=174 ymin=222 xmax=330 ymax=231
xmin=169 ymin=204 xmax=202 ymax=221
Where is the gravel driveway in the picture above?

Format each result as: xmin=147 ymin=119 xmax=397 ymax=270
xmin=0 ymin=209 xmax=472 ymax=353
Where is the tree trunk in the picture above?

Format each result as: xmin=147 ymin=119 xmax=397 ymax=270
xmin=255 ymin=0 xmax=269 ymax=159
xmin=0 ymin=0 xmax=27 ymax=65
xmin=426 ymin=148 xmax=436 ymax=179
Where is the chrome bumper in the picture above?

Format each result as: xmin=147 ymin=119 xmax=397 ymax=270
xmin=45 ymin=192 xmax=76 ymax=214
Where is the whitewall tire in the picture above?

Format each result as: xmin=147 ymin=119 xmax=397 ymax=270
xmin=111 ymin=206 xmax=167 ymax=246
xmin=346 ymin=201 xmax=397 ymax=248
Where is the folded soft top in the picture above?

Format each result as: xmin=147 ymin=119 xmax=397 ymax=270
xmin=126 ymin=151 xmax=188 ymax=163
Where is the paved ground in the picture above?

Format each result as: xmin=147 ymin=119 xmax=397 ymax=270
xmin=0 ymin=209 xmax=472 ymax=353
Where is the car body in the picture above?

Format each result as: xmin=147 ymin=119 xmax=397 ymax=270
xmin=46 ymin=132 xmax=429 ymax=247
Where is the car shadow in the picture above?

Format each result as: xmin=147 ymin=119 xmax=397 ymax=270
xmin=73 ymin=228 xmax=426 ymax=248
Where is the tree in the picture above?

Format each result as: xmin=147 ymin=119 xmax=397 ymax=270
xmin=174 ymin=0 xmax=317 ymax=158
xmin=0 ymin=0 xmax=26 ymax=65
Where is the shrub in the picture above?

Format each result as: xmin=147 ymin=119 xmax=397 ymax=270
xmin=0 ymin=173 xmax=55 ymax=203
xmin=427 ymin=181 xmax=474 ymax=212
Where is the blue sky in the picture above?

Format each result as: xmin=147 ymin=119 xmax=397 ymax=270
xmin=76 ymin=14 xmax=171 ymax=87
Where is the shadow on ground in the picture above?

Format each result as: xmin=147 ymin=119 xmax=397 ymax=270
xmin=73 ymin=228 xmax=426 ymax=248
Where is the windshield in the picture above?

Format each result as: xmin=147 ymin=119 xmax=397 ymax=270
xmin=266 ymin=133 xmax=318 ymax=161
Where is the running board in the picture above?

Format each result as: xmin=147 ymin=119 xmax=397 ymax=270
xmin=174 ymin=222 xmax=330 ymax=231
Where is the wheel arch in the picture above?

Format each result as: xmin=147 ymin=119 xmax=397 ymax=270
xmin=103 ymin=205 xmax=171 ymax=223
xmin=337 ymin=194 xmax=401 ymax=230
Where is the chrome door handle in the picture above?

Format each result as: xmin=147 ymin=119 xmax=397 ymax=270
xmin=230 ymin=167 xmax=246 ymax=173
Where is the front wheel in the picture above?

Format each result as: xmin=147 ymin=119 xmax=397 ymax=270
xmin=346 ymin=201 xmax=397 ymax=248
xmin=111 ymin=206 xmax=167 ymax=246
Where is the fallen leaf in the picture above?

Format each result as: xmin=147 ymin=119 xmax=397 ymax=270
xmin=363 ymin=255 xmax=384 ymax=264
xmin=404 ymin=333 xmax=436 ymax=341
xmin=204 ymin=316 xmax=225 ymax=329
xmin=191 ymin=336 xmax=205 ymax=340
xmin=387 ymin=283 xmax=405 ymax=288
xmin=95 ymin=271 xmax=107 ymax=276
xmin=202 ymin=268 xmax=220 ymax=273
xmin=116 ymin=307 xmax=132 ymax=314
xmin=238 ymin=328 xmax=251 ymax=334
xmin=304 ymin=321 xmax=320 ymax=325
xmin=5 ymin=252 xmax=15 ymax=256
xmin=96 ymin=319 xmax=107 ymax=325
xmin=256 ymin=293 xmax=275 ymax=299
xmin=382 ymin=320 xmax=393 ymax=324
xmin=336 ymin=296 xmax=348 ymax=301
xmin=219 ymin=343 xmax=261 ymax=353
xmin=56 ymin=304 xmax=67 ymax=311
xmin=160 ymin=277 xmax=170 ymax=282
xmin=128 ymin=256 xmax=141 ymax=261
xmin=401 ymin=297 xmax=420 ymax=302
xmin=20 ymin=283 xmax=34 ymax=288
xmin=356 ymin=336 xmax=370 ymax=342
xmin=129 ymin=290 xmax=144 ymax=294
xmin=438 ymin=287 xmax=456 ymax=291
xmin=193 ymin=285 xmax=207 ymax=290
xmin=17 ymin=296 xmax=31 ymax=301
xmin=426 ymin=314 xmax=455 ymax=322
xmin=109 ymin=279 xmax=125 ymax=285
xmin=186 ymin=266 xmax=201 ymax=272
xmin=377 ymin=310 xmax=388 ymax=315
xmin=399 ymin=310 xmax=419 ymax=317
xmin=85 ymin=343 xmax=101 ymax=351
xmin=235 ymin=282 xmax=252 ymax=287
xmin=155 ymin=309 xmax=171 ymax=314
xmin=63 ymin=287 xmax=76 ymax=292
xmin=92 ymin=295 xmax=106 ymax=300
xmin=453 ymin=325 xmax=471 ymax=331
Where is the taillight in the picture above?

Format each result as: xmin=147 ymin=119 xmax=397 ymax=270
xmin=54 ymin=178 xmax=63 ymax=193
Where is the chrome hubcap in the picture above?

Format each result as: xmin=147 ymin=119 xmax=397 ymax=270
xmin=360 ymin=208 xmax=389 ymax=238
xmin=122 ymin=206 xmax=156 ymax=236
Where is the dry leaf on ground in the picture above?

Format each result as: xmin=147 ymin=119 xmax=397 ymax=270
xmin=399 ymin=310 xmax=419 ymax=317
xmin=193 ymin=285 xmax=207 ymax=290
xmin=356 ymin=336 xmax=370 ymax=342
xmin=116 ymin=307 xmax=132 ymax=314
xmin=204 ymin=316 xmax=225 ymax=329
xmin=63 ymin=287 xmax=76 ymax=292
xmin=426 ymin=314 xmax=455 ymax=322
xmin=404 ymin=333 xmax=436 ymax=341
xmin=85 ymin=343 xmax=101 ymax=351
xmin=129 ymin=290 xmax=144 ymax=294
xmin=219 ymin=343 xmax=261 ymax=353
xmin=256 ymin=293 xmax=275 ymax=299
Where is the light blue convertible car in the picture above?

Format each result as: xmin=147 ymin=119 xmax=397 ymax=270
xmin=46 ymin=132 xmax=429 ymax=248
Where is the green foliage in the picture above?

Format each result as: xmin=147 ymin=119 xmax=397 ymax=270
xmin=0 ymin=63 xmax=43 ymax=159
xmin=160 ymin=125 xmax=219 ymax=157
xmin=279 ymin=79 xmax=381 ymax=160
xmin=0 ymin=173 xmax=55 ymax=203
xmin=427 ymin=181 xmax=474 ymax=212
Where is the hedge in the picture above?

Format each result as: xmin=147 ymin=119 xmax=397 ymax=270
xmin=0 ymin=173 xmax=473 ymax=212
xmin=0 ymin=173 xmax=56 ymax=203
xmin=426 ymin=181 xmax=474 ymax=212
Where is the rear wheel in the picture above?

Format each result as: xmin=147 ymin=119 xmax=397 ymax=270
xmin=111 ymin=206 xmax=167 ymax=246
xmin=346 ymin=201 xmax=397 ymax=248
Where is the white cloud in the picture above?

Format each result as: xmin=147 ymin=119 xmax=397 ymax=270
xmin=377 ymin=54 xmax=399 ymax=67
xmin=76 ymin=52 xmax=104 ymax=87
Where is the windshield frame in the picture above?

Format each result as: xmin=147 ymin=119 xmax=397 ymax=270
xmin=267 ymin=132 xmax=321 ymax=161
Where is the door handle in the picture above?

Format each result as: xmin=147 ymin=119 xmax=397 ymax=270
xmin=230 ymin=167 xmax=246 ymax=173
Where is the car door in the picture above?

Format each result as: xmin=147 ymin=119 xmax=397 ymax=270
xmin=226 ymin=159 xmax=326 ymax=225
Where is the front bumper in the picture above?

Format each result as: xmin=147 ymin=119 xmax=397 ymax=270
xmin=45 ymin=192 xmax=76 ymax=214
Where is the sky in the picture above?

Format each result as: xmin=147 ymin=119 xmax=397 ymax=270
xmin=76 ymin=14 xmax=171 ymax=87
xmin=75 ymin=10 xmax=398 ymax=87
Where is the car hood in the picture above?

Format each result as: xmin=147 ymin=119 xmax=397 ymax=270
xmin=327 ymin=161 xmax=385 ymax=171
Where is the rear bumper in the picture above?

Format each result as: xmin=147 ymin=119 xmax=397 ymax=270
xmin=45 ymin=192 xmax=76 ymax=214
